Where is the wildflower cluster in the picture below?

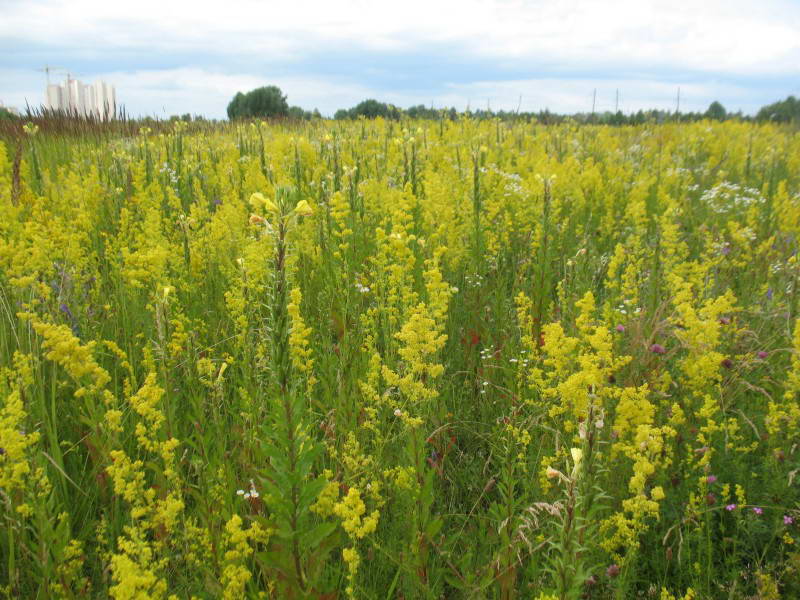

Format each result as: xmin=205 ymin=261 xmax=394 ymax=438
xmin=1 ymin=118 xmax=799 ymax=599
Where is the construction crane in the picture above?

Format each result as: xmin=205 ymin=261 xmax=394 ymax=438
xmin=37 ymin=65 xmax=65 ymax=86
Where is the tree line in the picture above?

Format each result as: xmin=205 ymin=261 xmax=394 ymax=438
xmin=5 ymin=87 xmax=798 ymax=124
xmin=226 ymin=86 xmax=800 ymax=125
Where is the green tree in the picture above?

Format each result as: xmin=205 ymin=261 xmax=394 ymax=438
xmin=756 ymin=95 xmax=799 ymax=123
xmin=705 ymin=101 xmax=727 ymax=121
xmin=226 ymin=92 xmax=246 ymax=120
xmin=288 ymin=105 xmax=310 ymax=120
xmin=245 ymin=86 xmax=289 ymax=118
xmin=227 ymin=86 xmax=289 ymax=120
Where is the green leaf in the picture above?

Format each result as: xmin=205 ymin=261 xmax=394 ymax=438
xmin=300 ymin=520 xmax=337 ymax=550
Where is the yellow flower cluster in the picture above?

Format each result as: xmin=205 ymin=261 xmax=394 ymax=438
xmin=0 ymin=353 xmax=43 ymax=517
xmin=287 ymin=286 xmax=317 ymax=389
xmin=25 ymin=315 xmax=111 ymax=397
xmin=221 ymin=514 xmax=270 ymax=600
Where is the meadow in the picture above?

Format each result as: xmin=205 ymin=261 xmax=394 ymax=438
xmin=1 ymin=116 xmax=799 ymax=599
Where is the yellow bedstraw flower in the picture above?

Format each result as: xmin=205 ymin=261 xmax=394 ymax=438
xmin=221 ymin=514 xmax=269 ymax=600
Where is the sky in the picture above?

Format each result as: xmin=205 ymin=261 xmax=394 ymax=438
xmin=2 ymin=0 xmax=800 ymax=119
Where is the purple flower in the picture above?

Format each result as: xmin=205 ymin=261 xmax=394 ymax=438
xmin=706 ymin=475 xmax=717 ymax=484
xmin=785 ymin=515 xmax=794 ymax=525
xmin=616 ymin=324 xmax=625 ymax=333
xmin=650 ymin=343 xmax=666 ymax=354
xmin=757 ymin=351 xmax=768 ymax=359
xmin=721 ymin=245 xmax=731 ymax=256
xmin=59 ymin=303 xmax=74 ymax=319
xmin=767 ymin=288 xmax=773 ymax=300
xmin=752 ymin=507 xmax=763 ymax=515
xmin=726 ymin=504 xmax=737 ymax=511
xmin=721 ymin=358 xmax=733 ymax=369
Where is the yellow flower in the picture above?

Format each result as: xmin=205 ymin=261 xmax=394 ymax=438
xmin=249 ymin=192 xmax=279 ymax=214
xmin=294 ymin=199 xmax=314 ymax=217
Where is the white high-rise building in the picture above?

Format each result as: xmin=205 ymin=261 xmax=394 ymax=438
xmin=46 ymin=84 xmax=63 ymax=111
xmin=44 ymin=77 xmax=117 ymax=119
xmin=93 ymin=80 xmax=116 ymax=120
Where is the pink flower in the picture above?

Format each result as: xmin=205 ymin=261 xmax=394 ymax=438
xmin=615 ymin=324 xmax=625 ymax=333
xmin=726 ymin=504 xmax=737 ymax=511
xmin=752 ymin=507 xmax=763 ymax=515
xmin=757 ymin=351 xmax=768 ymax=359
xmin=706 ymin=475 xmax=717 ymax=484
xmin=785 ymin=515 xmax=794 ymax=525
xmin=650 ymin=343 xmax=666 ymax=354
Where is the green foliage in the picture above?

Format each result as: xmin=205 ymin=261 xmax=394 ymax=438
xmin=227 ymin=85 xmax=289 ymax=120
xmin=334 ymin=99 xmax=402 ymax=120
xmin=0 ymin=107 xmax=18 ymax=121
xmin=756 ymin=95 xmax=800 ymax=123
xmin=705 ymin=101 xmax=727 ymax=121
xmin=2 ymin=118 xmax=800 ymax=599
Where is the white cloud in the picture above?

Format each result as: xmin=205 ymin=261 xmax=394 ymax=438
xmin=2 ymin=0 xmax=799 ymax=117
xmin=5 ymin=0 xmax=799 ymax=74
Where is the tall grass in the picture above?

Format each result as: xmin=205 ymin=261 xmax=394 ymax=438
xmin=0 ymin=116 xmax=799 ymax=599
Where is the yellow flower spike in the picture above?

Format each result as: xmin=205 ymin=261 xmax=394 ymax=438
xmin=294 ymin=199 xmax=314 ymax=217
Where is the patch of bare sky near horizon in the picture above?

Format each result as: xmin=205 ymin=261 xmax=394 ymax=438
xmin=2 ymin=0 xmax=799 ymax=117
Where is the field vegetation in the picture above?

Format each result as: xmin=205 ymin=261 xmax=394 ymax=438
xmin=1 ymin=116 xmax=799 ymax=599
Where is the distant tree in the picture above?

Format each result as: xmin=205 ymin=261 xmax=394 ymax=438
xmin=245 ymin=86 xmax=289 ymax=118
xmin=227 ymin=86 xmax=289 ymax=120
xmin=227 ymin=92 xmax=246 ymax=120
xmin=333 ymin=99 xmax=403 ymax=120
xmin=705 ymin=101 xmax=727 ymax=121
xmin=756 ymin=96 xmax=799 ymax=123
xmin=288 ymin=105 xmax=312 ymax=120
xmin=352 ymin=99 xmax=389 ymax=118
xmin=0 ymin=107 xmax=17 ymax=121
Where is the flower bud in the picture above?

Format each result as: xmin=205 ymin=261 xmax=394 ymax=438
xmin=294 ymin=199 xmax=314 ymax=217
xmin=546 ymin=466 xmax=562 ymax=479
